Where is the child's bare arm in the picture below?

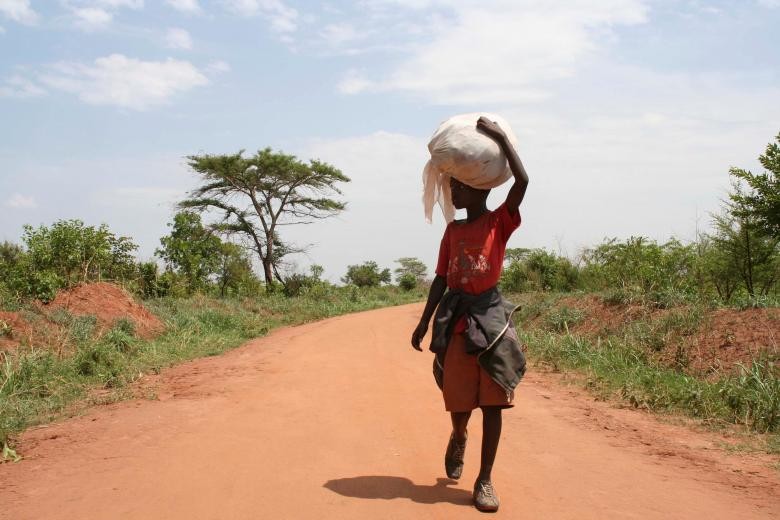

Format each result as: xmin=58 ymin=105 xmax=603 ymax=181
xmin=476 ymin=116 xmax=529 ymax=214
xmin=411 ymin=274 xmax=447 ymax=351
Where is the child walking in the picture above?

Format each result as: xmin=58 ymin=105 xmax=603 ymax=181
xmin=411 ymin=116 xmax=529 ymax=513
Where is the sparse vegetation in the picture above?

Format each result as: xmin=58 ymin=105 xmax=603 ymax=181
xmin=509 ymin=290 xmax=779 ymax=452
xmin=522 ymin=328 xmax=780 ymax=435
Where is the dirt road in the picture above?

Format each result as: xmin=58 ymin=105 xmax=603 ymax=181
xmin=2 ymin=304 xmax=779 ymax=519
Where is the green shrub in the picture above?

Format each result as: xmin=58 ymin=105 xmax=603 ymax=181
xmin=72 ymin=342 xmax=128 ymax=387
xmin=501 ymin=248 xmax=580 ymax=293
xmin=342 ymin=261 xmax=392 ymax=288
xmin=398 ymin=273 xmax=417 ymax=291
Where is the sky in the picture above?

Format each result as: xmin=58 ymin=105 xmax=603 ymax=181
xmin=1 ymin=0 xmax=779 ymax=282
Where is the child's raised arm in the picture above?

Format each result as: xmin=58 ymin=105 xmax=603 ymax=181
xmin=476 ymin=116 xmax=529 ymax=216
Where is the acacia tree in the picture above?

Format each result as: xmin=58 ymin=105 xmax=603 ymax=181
xmin=181 ymin=148 xmax=349 ymax=288
xmin=394 ymin=257 xmax=428 ymax=283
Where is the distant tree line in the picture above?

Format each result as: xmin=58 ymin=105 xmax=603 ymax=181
xmin=1 ymin=135 xmax=776 ymax=307
xmin=0 ymin=212 xmax=423 ymax=304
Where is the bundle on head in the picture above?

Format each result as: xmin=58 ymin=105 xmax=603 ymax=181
xmin=423 ymin=112 xmax=519 ymax=223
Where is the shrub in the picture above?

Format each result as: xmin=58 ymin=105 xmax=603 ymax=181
xmin=342 ymin=261 xmax=391 ymax=288
xmin=398 ymin=273 xmax=417 ymax=291
xmin=72 ymin=342 xmax=127 ymax=387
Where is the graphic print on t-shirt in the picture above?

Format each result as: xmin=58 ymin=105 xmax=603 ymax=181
xmin=435 ymin=203 xmax=522 ymax=295
xmin=450 ymin=239 xmax=492 ymax=286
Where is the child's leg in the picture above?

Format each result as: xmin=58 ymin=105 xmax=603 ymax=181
xmin=450 ymin=411 xmax=471 ymax=441
xmin=478 ymin=406 xmax=502 ymax=481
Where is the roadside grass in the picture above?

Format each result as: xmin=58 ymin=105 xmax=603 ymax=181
xmin=520 ymin=328 xmax=780 ymax=453
xmin=507 ymin=291 xmax=780 ymax=454
xmin=0 ymin=285 xmax=425 ymax=451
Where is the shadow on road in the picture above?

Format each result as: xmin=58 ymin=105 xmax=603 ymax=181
xmin=323 ymin=476 xmax=472 ymax=505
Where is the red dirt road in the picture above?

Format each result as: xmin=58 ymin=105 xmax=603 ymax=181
xmin=2 ymin=304 xmax=779 ymax=519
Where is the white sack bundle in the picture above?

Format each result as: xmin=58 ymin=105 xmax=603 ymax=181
xmin=422 ymin=112 xmax=519 ymax=223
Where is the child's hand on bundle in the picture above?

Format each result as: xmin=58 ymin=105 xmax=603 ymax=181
xmin=476 ymin=116 xmax=507 ymax=142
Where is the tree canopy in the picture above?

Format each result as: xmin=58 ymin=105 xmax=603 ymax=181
xmin=394 ymin=257 xmax=428 ymax=282
xmin=729 ymin=132 xmax=780 ymax=239
xmin=181 ymin=148 xmax=350 ymax=288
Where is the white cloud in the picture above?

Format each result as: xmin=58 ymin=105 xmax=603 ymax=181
xmin=0 ymin=0 xmax=38 ymax=24
xmin=0 ymin=75 xmax=46 ymax=98
xmin=337 ymin=69 xmax=373 ymax=95
xmin=757 ymin=0 xmax=780 ymax=7
xmin=166 ymin=27 xmax=193 ymax=49
xmin=320 ymin=22 xmax=365 ymax=47
xmin=65 ymin=0 xmax=146 ymax=30
xmin=92 ymin=0 xmax=143 ymax=8
xmin=340 ymin=0 xmax=648 ymax=105
xmin=206 ymin=60 xmax=231 ymax=74
xmin=224 ymin=0 xmax=298 ymax=33
xmin=71 ymin=7 xmax=113 ymax=30
xmin=39 ymin=54 xmax=208 ymax=110
xmin=5 ymin=193 xmax=37 ymax=209
xmin=166 ymin=0 xmax=201 ymax=13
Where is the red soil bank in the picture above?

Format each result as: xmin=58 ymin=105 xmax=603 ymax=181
xmin=540 ymin=295 xmax=779 ymax=374
xmin=47 ymin=282 xmax=164 ymax=339
xmin=0 ymin=282 xmax=164 ymax=352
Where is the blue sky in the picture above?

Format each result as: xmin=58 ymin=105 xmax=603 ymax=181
xmin=1 ymin=0 xmax=779 ymax=281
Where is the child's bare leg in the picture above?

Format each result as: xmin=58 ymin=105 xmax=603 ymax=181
xmin=450 ymin=411 xmax=471 ymax=441
xmin=478 ymin=406 xmax=502 ymax=481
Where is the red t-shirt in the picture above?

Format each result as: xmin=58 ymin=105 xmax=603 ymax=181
xmin=435 ymin=203 xmax=521 ymax=332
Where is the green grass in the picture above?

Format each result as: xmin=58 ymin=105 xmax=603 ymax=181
xmin=544 ymin=306 xmax=585 ymax=332
xmin=522 ymin=329 xmax=780 ymax=451
xmin=503 ymin=291 xmax=780 ymax=454
xmin=0 ymin=285 xmax=425 ymax=449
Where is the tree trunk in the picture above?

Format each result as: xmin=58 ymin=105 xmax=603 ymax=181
xmin=262 ymin=259 xmax=274 ymax=289
xmin=744 ymin=224 xmax=755 ymax=297
xmin=263 ymin=234 xmax=274 ymax=289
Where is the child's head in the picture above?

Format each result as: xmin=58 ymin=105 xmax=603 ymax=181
xmin=449 ymin=177 xmax=490 ymax=210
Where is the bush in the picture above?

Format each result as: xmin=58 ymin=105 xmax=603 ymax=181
xmin=501 ymin=248 xmax=579 ymax=293
xmin=342 ymin=261 xmax=391 ymax=288
xmin=136 ymin=261 xmax=170 ymax=298
xmin=398 ymin=273 xmax=417 ymax=291
xmin=23 ymin=220 xmax=138 ymax=289
xmin=282 ymin=273 xmax=316 ymax=297
xmin=580 ymin=237 xmax=698 ymax=296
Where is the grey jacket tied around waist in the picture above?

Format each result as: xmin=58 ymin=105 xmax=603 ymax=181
xmin=430 ymin=287 xmax=526 ymax=393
